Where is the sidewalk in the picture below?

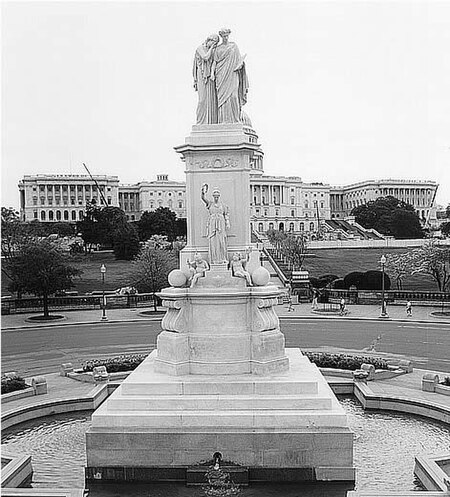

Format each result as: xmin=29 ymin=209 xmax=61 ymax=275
xmin=2 ymin=302 xmax=449 ymax=330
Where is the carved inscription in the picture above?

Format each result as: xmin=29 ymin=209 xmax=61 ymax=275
xmin=189 ymin=157 xmax=239 ymax=169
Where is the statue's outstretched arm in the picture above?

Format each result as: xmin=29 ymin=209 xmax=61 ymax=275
xmin=201 ymin=183 xmax=210 ymax=207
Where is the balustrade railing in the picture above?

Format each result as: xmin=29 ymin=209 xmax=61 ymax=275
xmin=1 ymin=293 xmax=157 ymax=315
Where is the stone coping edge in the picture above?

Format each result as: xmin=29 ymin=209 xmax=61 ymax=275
xmin=1 ymin=383 xmax=117 ymax=430
xmin=1 ymin=450 xmax=32 ymax=488
xmin=355 ymin=382 xmax=450 ymax=425
xmin=2 ymin=386 xmax=35 ymax=404
xmin=414 ymin=453 xmax=450 ymax=492
xmin=0 ymin=490 xmax=86 ymax=497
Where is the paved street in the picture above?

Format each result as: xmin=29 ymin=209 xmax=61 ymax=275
xmin=2 ymin=317 xmax=450 ymax=376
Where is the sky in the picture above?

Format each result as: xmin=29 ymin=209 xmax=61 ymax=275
xmin=2 ymin=0 xmax=450 ymax=209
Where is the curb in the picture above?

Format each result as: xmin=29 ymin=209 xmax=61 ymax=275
xmin=3 ymin=314 xmax=450 ymax=331
xmin=1 ymin=316 xmax=163 ymax=331
xmin=278 ymin=315 xmax=450 ymax=325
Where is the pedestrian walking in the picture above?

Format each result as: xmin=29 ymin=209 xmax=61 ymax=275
xmin=311 ymin=290 xmax=319 ymax=310
xmin=406 ymin=300 xmax=412 ymax=317
xmin=339 ymin=297 xmax=346 ymax=316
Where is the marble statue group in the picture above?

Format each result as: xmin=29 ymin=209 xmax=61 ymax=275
xmin=193 ymin=28 xmax=249 ymax=125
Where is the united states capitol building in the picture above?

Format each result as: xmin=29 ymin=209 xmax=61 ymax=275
xmin=18 ymin=172 xmax=439 ymax=235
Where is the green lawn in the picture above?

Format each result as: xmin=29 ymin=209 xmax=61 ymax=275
xmin=70 ymin=252 xmax=134 ymax=294
xmin=304 ymin=247 xmax=437 ymax=291
xmin=1 ymin=247 xmax=439 ymax=297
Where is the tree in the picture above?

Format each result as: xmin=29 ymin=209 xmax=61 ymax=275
xmin=384 ymin=251 xmax=416 ymax=290
xmin=2 ymin=207 xmax=39 ymax=296
xmin=411 ymin=241 xmax=450 ymax=292
xmin=8 ymin=240 xmax=82 ymax=318
xmin=128 ymin=244 xmax=178 ymax=311
xmin=351 ymin=196 xmax=424 ymax=239
xmin=77 ymin=201 xmax=129 ymax=253
xmin=137 ymin=208 xmax=178 ymax=242
xmin=280 ymin=234 xmax=308 ymax=271
xmin=113 ymin=224 xmax=141 ymax=260
xmin=440 ymin=221 xmax=450 ymax=238
xmin=266 ymin=229 xmax=287 ymax=258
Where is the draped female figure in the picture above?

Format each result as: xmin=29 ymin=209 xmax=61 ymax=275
xmin=193 ymin=34 xmax=219 ymax=124
xmin=211 ymin=28 xmax=249 ymax=124
xmin=201 ymin=184 xmax=230 ymax=264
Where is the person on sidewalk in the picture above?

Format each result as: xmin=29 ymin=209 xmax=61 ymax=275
xmin=286 ymin=282 xmax=294 ymax=312
xmin=406 ymin=300 xmax=412 ymax=317
xmin=311 ymin=290 xmax=319 ymax=310
xmin=339 ymin=297 xmax=346 ymax=316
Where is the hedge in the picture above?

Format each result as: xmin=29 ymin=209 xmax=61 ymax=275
xmin=1 ymin=375 xmax=28 ymax=394
xmin=81 ymin=352 xmax=389 ymax=374
xmin=304 ymin=352 xmax=389 ymax=371
xmin=82 ymin=354 xmax=148 ymax=373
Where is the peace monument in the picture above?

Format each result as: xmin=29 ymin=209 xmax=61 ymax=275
xmin=85 ymin=29 xmax=355 ymax=483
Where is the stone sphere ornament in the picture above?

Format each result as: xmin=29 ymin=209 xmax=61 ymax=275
xmin=251 ymin=266 xmax=270 ymax=286
xmin=168 ymin=269 xmax=188 ymax=288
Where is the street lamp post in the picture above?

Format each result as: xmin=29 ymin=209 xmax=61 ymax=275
xmin=100 ymin=264 xmax=108 ymax=321
xmin=379 ymin=255 xmax=388 ymax=318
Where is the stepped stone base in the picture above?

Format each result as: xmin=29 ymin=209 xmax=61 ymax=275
xmin=86 ymin=349 xmax=355 ymax=482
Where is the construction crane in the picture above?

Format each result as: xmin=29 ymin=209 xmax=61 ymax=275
xmin=82 ymin=163 xmax=108 ymax=207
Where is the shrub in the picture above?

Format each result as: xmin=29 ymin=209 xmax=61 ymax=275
xmin=343 ymin=272 xmax=365 ymax=289
xmin=82 ymin=354 xmax=148 ymax=373
xmin=1 ymin=375 xmax=28 ymax=394
xmin=304 ymin=351 xmax=389 ymax=371
xmin=442 ymin=376 xmax=450 ymax=387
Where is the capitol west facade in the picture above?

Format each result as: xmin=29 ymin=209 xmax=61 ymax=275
xmin=19 ymin=173 xmax=439 ymax=232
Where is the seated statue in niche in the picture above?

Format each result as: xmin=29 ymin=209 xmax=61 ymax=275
xmin=187 ymin=252 xmax=210 ymax=288
xmin=230 ymin=248 xmax=252 ymax=286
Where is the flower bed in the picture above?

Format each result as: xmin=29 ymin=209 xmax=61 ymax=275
xmin=304 ymin=352 xmax=389 ymax=371
xmin=81 ymin=354 xmax=148 ymax=373
xmin=441 ymin=376 xmax=450 ymax=387
xmin=1 ymin=375 xmax=29 ymax=395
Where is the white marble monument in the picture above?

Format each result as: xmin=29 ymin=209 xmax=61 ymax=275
xmin=86 ymin=29 xmax=354 ymax=483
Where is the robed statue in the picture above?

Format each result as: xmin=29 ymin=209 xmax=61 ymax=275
xmin=193 ymin=34 xmax=219 ymax=125
xmin=201 ymin=184 xmax=230 ymax=264
xmin=193 ymin=29 xmax=249 ymax=125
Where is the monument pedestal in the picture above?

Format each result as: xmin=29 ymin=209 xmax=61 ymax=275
xmin=85 ymin=110 xmax=354 ymax=484
xmin=86 ymin=348 xmax=354 ymax=482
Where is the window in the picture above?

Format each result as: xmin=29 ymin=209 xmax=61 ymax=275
xmin=275 ymin=209 xmax=279 ymax=216
xmin=290 ymin=197 xmax=295 ymax=205
xmin=299 ymin=222 xmax=304 ymax=231
xmin=289 ymin=222 xmax=294 ymax=231
xmin=49 ymin=211 xmax=54 ymax=221
xmin=64 ymin=210 xmax=69 ymax=221
xmin=178 ymin=201 xmax=183 ymax=208
xmin=33 ymin=198 xmax=37 ymax=206
xmin=178 ymin=192 xmax=182 ymax=196
xmin=71 ymin=198 xmax=75 ymax=205
xmin=79 ymin=211 xmax=84 ymax=219
xmin=256 ymin=209 xmax=260 ymax=215
xmin=320 ymin=201 xmax=324 ymax=208
xmin=71 ymin=211 xmax=76 ymax=221
xmin=40 ymin=211 xmax=46 ymax=221
xmin=310 ymin=222 xmax=314 ymax=231
xmin=258 ymin=223 xmax=263 ymax=232
xmin=291 ymin=210 xmax=295 ymax=217
xmin=269 ymin=222 xmax=274 ymax=230
xmin=108 ymin=197 xmax=112 ymax=205
xmin=33 ymin=211 xmax=38 ymax=219
xmin=56 ymin=210 xmax=61 ymax=220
